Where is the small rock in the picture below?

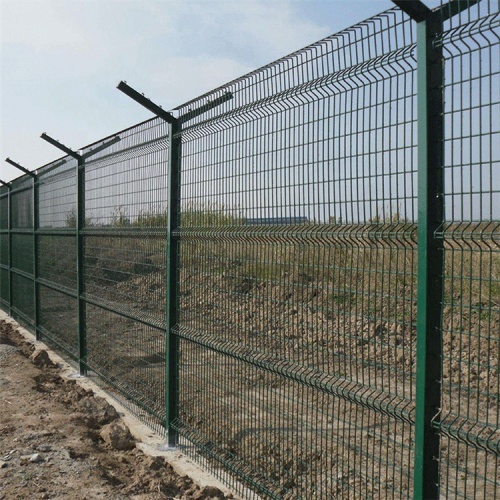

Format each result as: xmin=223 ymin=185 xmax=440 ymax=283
xmin=1 ymin=454 xmax=12 ymax=461
xmin=30 ymin=350 xmax=56 ymax=368
xmin=0 ymin=460 xmax=8 ymax=469
xmin=99 ymin=421 xmax=135 ymax=451
xmin=144 ymin=456 xmax=164 ymax=470
xmin=193 ymin=485 xmax=226 ymax=499
xmin=36 ymin=445 xmax=52 ymax=452
xmin=78 ymin=396 xmax=119 ymax=427
xmin=19 ymin=448 xmax=36 ymax=456
xmin=20 ymin=453 xmax=44 ymax=463
xmin=31 ymin=453 xmax=44 ymax=463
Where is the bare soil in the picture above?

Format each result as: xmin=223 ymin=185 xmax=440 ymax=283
xmin=0 ymin=320 xmax=231 ymax=500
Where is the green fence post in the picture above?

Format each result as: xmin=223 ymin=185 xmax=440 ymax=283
xmin=34 ymin=174 xmax=39 ymax=340
xmin=414 ymin=13 xmax=445 ymax=499
xmin=0 ymin=180 xmax=14 ymax=316
xmin=77 ymin=155 xmax=87 ymax=376
xmin=396 ymin=3 xmax=445 ymax=498
xmin=8 ymin=183 xmax=12 ymax=317
xmin=166 ymin=118 xmax=181 ymax=447
xmin=393 ymin=1 xmax=477 ymax=498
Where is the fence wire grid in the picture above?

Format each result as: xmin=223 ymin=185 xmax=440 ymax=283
xmin=0 ymin=0 xmax=499 ymax=498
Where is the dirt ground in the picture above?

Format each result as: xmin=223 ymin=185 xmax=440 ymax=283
xmin=0 ymin=319 xmax=232 ymax=500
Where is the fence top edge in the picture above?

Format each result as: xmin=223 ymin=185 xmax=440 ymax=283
xmin=173 ymin=5 xmax=403 ymax=112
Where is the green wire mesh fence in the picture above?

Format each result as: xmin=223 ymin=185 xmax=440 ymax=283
xmin=0 ymin=0 xmax=498 ymax=498
xmin=173 ymin=5 xmax=418 ymax=498
xmin=437 ymin=1 xmax=499 ymax=497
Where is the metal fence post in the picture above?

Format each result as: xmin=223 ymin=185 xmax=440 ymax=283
xmin=393 ymin=1 xmax=477 ymax=498
xmin=8 ymin=184 xmax=12 ymax=317
xmin=414 ymin=13 xmax=444 ymax=499
xmin=0 ymin=180 xmax=10 ymax=313
xmin=34 ymin=175 xmax=39 ymax=340
xmin=77 ymin=155 xmax=87 ymax=375
xmin=166 ymin=118 xmax=180 ymax=447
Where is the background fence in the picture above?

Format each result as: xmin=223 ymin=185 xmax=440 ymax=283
xmin=1 ymin=0 xmax=499 ymax=498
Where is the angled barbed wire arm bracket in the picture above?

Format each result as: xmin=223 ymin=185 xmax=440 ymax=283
xmin=177 ymin=91 xmax=233 ymax=124
xmin=391 ymin=1 xmax=478 ymax=499
xmin=394 ymin=0 xmax=477 ymax=22
xmin=5 ymin=158 xmax=37 ymax=178
xmin=117 ymin=81 xmax=178 ymax=124
xmin=41 ymin=133 xmax=82 ymax=160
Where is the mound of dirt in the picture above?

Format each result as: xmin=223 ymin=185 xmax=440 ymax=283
xmin=0 ymin=320 xmax=232 ymax=500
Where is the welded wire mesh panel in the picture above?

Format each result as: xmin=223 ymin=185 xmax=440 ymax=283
xmin=39 ymin=284 xmax=78 ymax=361
xmin=11 ymin=272 xmax=34 ymax=327
xmin=12 ymin=234 xmax=33 ymax=275
xmin=86 ymin=304 xmax=165 ymax=433
xmin=84 ymin=234 xmax=166 ymax=323
xmin=177 ymin=341 xmax=414 ymax=499
xmin=82 ymin=118 xmax=168 ymax=427
xmin=0 ymin=268 xmax=9 ymax=307
xmin=0 ymin=233 xmax=7 ymax=267
xmin=36 ymin=158 xmax=78 ymax=350
xmin=83 ymin=118 xmax=167 ymax=227
xmin=38 ymin=235 xmax=77 ymax=291
xmin=83 ymin=119 xmax=168 ymax=321
xmin=438 ymin=1 xmax=500 ymax=497
xmin=38 ymin=158 xmax=76 ymax=229
xmin=8 ymin=178 xmax=35 ymax=330
xmin=0 ymin=192 xmax=8 ymax=230
xmin=11 ymin=187 xmax=33 ymax=229
xmin=0 ymin=191 xmax=8 ymax=311
xmin=174 ymin=7 xmax=418 ymax=497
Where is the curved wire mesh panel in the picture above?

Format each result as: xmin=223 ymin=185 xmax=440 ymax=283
xmin=0 ymin=189 xmax=9 ymax=308
xmin=36 ymin=157 xmax=78 ymax=360
xmin=437 ymin=1 xmax=500 ymax=497
xmin=82 ymin=118 xmax=168 ymax=433
xmin=173 ymin=6 xmax=419 ymax=498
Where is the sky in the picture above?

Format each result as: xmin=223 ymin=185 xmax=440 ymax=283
xmin=0 ymin=0 xmax=398 ymax=182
